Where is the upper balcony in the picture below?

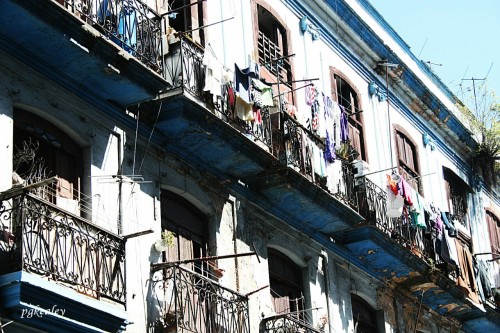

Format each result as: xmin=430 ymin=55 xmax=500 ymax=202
xmin=148 ymin=35 xmax=363 ymax=235
xmin=0 ymin=179 xmax=127 ymax=333
xmin=0 ymin=0 xmax=167 ymax=108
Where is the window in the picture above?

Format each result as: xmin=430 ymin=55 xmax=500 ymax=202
xmin=161 ymin=190 xmax=208 ymax=274
xmin=13 ymin=109 xmax=83 ymax=211
xmin=331 ymin=71 xmax=366 ymax=161
xmin=443 ymin=167 xmax=469 ymax=227
xmin=268 ymin=249 xmax=304 ymax=319
xmin=394 ymin=128 xmax=420 ymax=192
xmin=486 ymin=210 xmax=500 ymax=255
xmin=351 ymin=295 xmax=379 ymax=333
xmin=255 ymin=3 xmax=292 ymax=88
xmin=167 ymin=0 xmax=206 ymax=45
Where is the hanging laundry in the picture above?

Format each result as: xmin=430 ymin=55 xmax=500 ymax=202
xmin=325 ymin=159 xmax=342 ymax=194
xmin=386 ymin=185 xmax=404 ymax=218
xmin=203 ymin=45 xmax=224 ymax=97
xmin=409 ymin=192 xmax=426 ymax=229
xmin=400 ymin=178 xmax=414 ymax=206
xmin=441 ymin=211 xmax=457 ymax=237
xmin=386 ymin=173 xmax=401 ymax=195
xmin=332 ymin=101 xmax=342 ymax=149
xmin=235 ymin=94 xmax=254 ymax=121
xmin=251 ymin=79 xmax=274 ymax=107
xmin=321 ymin=94 xmax=335 ymax=140
xmin=324 ymin=131 xmax=336 ymax=163
xmin=234 ymin=62 xmax=260 ymax=103
xmin=312 ymin=143 xmax=326 ymax=178
xmin=305 ymin=81 xmax=316 ymax=106
xmin=311 ymin=100 xmax=320 ymax=133
xmin=339 ymin=105 xmax=349 ymax=142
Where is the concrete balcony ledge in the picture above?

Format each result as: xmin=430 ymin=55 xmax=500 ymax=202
xmin=0 ymin=271 xmax=128 ymax=333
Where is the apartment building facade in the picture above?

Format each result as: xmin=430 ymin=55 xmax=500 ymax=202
xmin=0 ymin=0 xmax=499 ymax=332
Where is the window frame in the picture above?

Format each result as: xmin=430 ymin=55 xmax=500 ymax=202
xmin=330 ymin=68 xmax=367 ymax=162
xmin=160 ymin=190 xmax=209 ymax=274
xmin=393 ymin=125 xmax=421 ymax=193
xmin=351 ymin=294 xmax=379 ymax=333
xmin=486 ymin=210 xmax=500 ymax=255
xmin=267 ymin=248 xmax=304 ymax=319
xmin=252 ymin=1 xmax=294 ymax=97
xmin=442 ymin=167 xmax=470 ymax=228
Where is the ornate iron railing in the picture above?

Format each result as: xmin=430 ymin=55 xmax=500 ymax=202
xmin=62 ymin=0 xmax=163 ymax=74
xmin=356 ymin=177 xmax=435 ymax=261
xmin=218 ymin=84 xmax=273 ymax=149
xmin=262 ymin=314 xmax=322 ymax=333
xmin=0 ymin=192 xmax=126 ymax=304
xmin=149 ymin=264 xmax=250 ymax=333
xmin=333 ymin=160 xmax=358 ymax=208
xmin=163 ymin=37 xmax=206 ymax=99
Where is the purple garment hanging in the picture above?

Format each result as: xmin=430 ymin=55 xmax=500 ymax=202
xmin=339 ymin=105 xmax=349 ymax=142
xmin=324 ymin=131 xmax=336 ymax=163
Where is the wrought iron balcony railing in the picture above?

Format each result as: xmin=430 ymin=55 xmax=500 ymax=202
xmin=61 ymin=0 xmax=163 ymax=74
xmin=356 ymin=177 xmax=436 ymax=261
xmin=261 ymin=313 xmax=322 ymax=333
xmin=149 ymin=264 xmax=250 ymax=333
xmin=0 ymin=190 xmax=126 ymax=304
xmin=277 ymin=113 xmax=358 ymax=209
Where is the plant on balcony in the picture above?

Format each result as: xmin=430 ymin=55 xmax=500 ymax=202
xmin=154 ymin=230 xmax=175 ymax=252
xmin=336 ymin=141 xmax=360 ymax=162
xmin=457 ymin=85 xmax=500 ymax=189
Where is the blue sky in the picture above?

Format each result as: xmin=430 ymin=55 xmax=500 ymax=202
xmin=368 ymin=0 xmax=500 ymax=110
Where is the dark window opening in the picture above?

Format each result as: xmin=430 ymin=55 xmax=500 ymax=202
xmin=13 ymin=109 xmax=82 ymax=205
xmin=395 ymin=129 xmax=420 ymax=193
xmin=443 ymin=167 xmax=469 ymax=227
xmin=257 ymin=5 xmax=292 ymax=88
xmin=161 ymin=190 xmax=208 ymax=275
xmin=351 ymin=294 xmax=379 ymax=333
xmin=268 ymin=249 xmax=304 ymax=320
xmin=168 ymin=0 xmax=205 ymax=45
xmin=333 ymin=74 xmax=366 ymax=161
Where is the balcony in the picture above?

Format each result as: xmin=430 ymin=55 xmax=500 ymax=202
xmin=149 ymin=264 xmax=249 ymax=333
xmin=336 ymin=177 xmax=500 ymax=330
xmin=261 ymin=313 xmax=322 ymax=333
xmin=0 ymin=0 xmax=167 ymax=108
xmin=0 ymin=183 xmax=127 ymax=333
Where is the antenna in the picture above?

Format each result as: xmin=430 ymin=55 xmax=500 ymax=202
xmin=417 ymin=37 xmax=428 ymax=58
xmin=424 ymin=61 xmax=442 ymax=72
xmin=462 ymin=77 xmax=486 ymax=111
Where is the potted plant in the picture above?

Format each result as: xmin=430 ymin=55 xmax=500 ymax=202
xmin=154 ymin=230 xmax=174 ymax=252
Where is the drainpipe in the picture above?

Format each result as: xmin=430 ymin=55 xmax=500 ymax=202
xmin=320 ymin=251 xmax=332 ymax=332
xmin=232 ymin=199 xmax=240 ymax=292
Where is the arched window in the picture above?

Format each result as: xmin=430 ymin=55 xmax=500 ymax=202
xmin=254 ymin=2 xmax=293 ymax=89
xmin=331 ymin=70 xmax=366 ymax=161
xmin=161 ymin=190 xmax=208 ymax=274
xmin=13 ymin=109 xmax=83 ymax=208
xmin=268 ymin=248 xmax=304 ymax=318
xmin=394 ymin=127 xmax=420 ymax=192
xmin=351 ymin=294 xmax=379 ymax=333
